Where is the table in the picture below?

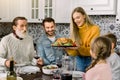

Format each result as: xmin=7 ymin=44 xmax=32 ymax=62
xmin=19 ymin=65 xmax=53 ymax=80
xmin=19 ymin=65 xmax=84 ymax=80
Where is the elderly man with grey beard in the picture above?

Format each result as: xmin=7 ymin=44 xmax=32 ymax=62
xmin=0 ymin=17 xmax=43 ymax=70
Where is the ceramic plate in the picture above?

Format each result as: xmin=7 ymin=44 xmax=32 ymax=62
xmin=19 ymin=66 xmax=40 ymax=74
xmin=0 ymin=73 xmax=7 ymax=78
xmin=15 ymin=63 xmax=26 ymax=67
xmin=72 ymin=71 xmax=85 ymax=78
xmin=0 ymin=77 xmax=23 ymax=80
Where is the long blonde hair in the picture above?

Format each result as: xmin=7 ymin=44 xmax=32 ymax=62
xmin=70 ymin=7 xmax=94 ymax=45
xmin=86 ymin=36 xmax=111 ymax=71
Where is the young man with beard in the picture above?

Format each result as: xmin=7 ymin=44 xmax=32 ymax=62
xmin=0 ymin=17 xmax=43 ymax=68
xmin=36 ymin=17 xmax=66 ymax=65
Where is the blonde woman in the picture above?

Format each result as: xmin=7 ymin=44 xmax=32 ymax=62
xmin=66 ymin=7 xmax=100 ymax=72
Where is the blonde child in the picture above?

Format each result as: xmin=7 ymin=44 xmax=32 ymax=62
xmin=85 ymin=36 xmax=112 ymax=80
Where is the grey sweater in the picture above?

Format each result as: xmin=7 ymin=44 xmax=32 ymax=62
xmin=0 ymin=33 xmax=35 ymax=66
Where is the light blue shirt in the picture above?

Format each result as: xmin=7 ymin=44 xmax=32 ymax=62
xmin=36 ymin=33 xmax=66 ymax=65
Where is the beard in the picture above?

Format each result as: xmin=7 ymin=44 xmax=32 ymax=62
xmin=15 ymin=29 xmax=27 ymax=38
xmin=46 ymin=30 xmax=55 ymax=37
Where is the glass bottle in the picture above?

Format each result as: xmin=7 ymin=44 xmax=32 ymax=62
xmin=7 ymin=57 xmax=17 ymax=80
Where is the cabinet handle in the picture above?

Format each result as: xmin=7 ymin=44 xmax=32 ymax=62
xmin=116 ymin=19 xmax=119 ymax=21
xmin=91 ymin=8 xmax=93 ymax=10
xmin=41 ymin=19 xmax=43 ymax=21
xmin=38 ymin=19 xmax=40 ymax=21
xmin=38 ymin=19 xmax=43 ymax=21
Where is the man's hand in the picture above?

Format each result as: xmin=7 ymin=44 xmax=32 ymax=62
xmin=37 ymin=58 xmax=44 ymax=65
xmin=5 ymin=60 xmax=10 ymax=67
xmin=5 ymin=59 xmax=16 ymax=67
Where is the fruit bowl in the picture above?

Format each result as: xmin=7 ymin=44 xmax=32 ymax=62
xmin=42 ymin=65 xmax=58 ymax=75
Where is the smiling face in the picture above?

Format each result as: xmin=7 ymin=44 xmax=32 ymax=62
xmin=44 ymin=21 xmax=56 ymax=37
xmin=72 ymin=12 xmax=85 ymax=27
xmin=13 ymin=19 xmax=28 ymax=38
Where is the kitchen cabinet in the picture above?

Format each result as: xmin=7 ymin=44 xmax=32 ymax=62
xmin=54 ymin=0 xmax=71 ymax=23
xmin=0 ymin=0 xmax=9 ymax=22
xmin=0 ymin=0 xmax=23 ymax=22
xmin=71 ymin=0 xmax=117 ymax=15
xmin=28 ymin=0 xmax=43 ymax=22
xmin=28 ymin=0 xmax=55 ymax=23
xmin=116 ymin=0 xmax=120 ymax=23
xmin=9 ymin=0 xmax=21 ymax=21
xmin=28 ymin=0 xmax=71 ymax=23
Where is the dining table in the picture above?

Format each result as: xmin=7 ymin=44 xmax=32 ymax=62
xmin=19 ymin=64 xmax=53 ymax=80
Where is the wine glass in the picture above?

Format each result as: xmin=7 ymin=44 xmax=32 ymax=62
xmin=34 ymin=55 xmax=40 ymax=59
xmin=34 ymin=50 xmax=40 ymax=59
xmin=56 ymin=57 xmax=62 ymax=69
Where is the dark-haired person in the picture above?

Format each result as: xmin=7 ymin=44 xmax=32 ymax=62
xmin=36 ymin=17 xmax=66 ymax=65
xmin=0 ymin=16 xmax=42 ymax=69
xmin=104 ymin=33 xmax=120 ymax=80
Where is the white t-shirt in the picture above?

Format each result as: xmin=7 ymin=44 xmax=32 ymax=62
xmin=48 ymin=36 xmax=56 ymax=42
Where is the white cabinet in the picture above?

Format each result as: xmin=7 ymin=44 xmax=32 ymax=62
xmin=28 ymin=0 xmax=55 ymax=23
xmin=9 ymin=0 xmax=21 ymax=21
xmin=0 ymin=0 xmax=28 ymax=22
xmin=0 ymin=0 xmax=9 ymax=22
xmin=27 ymin=0 xmax=43 ymax=22
xmin=54 ymin=0 xmax=71 ymax=23
xmin=28 ymin=0 xmax=71 ymax=23
xmin=116 ymin=0 xmax=120 ymax=23
xmin=71 ymin=0 xmax=117 ymax=15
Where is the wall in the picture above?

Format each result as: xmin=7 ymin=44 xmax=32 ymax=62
xmin=0 ymin=15 xmax=120 ymax=52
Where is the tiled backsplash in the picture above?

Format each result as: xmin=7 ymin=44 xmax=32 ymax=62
xmin=0 ymin=15 xmax=120 ymax=52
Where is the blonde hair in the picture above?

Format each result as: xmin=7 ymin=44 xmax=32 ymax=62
xmin=86 ymin=36 xmax=111 ymax=71
xmin=70 ymin=7 xmax=94 ymax=45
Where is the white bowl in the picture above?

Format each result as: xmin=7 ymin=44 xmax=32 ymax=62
xmin=42 ymin=65 xmax=58 ymax=75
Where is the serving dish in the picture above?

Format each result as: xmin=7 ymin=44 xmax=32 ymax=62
xmin=42 ymin=65 xmax=58 ymax=75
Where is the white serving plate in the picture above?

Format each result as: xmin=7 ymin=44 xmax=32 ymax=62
xmin=0 ymin=73 xmax=7 ymax=78
xmin=0 ymin=77 xmax=23 ymax=80
xmin=15 ymin=63 xmax=26 ymax=67
xmin=19 ymin=66 xmax=40 ymax=74
xmin=72 ymin=71 xmax=85 ymax=78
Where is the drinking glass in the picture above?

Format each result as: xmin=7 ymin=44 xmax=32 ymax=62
xmin=34 ymin=50 xmax=40 ymax=59
xmin=56 ymin=57 xmax=62 ymax=69
xmin=34 ymin=54 xmax=40 ymax=59
xmin=61 ymin=56 xmax=74 ymax=80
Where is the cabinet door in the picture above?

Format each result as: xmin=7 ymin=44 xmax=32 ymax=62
xmin=28 ymin=0 xmax=44 ymax=22
xmin=0 ymin=0 xmax=9 ymax=22
xmin=19 ymin=0 xmax=30 ymax=20
xmin=116 ymin=0 xmax=120 ymax=23
xmin=54 ymin=0 xmax=71 ymax=23
xmin=0 ymin=0 xmax=22 ymax=22
xmin=9 ymin=0 xmax=21 ymax=21
xmin=71 ymin=0 xmax=116 ymax=15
